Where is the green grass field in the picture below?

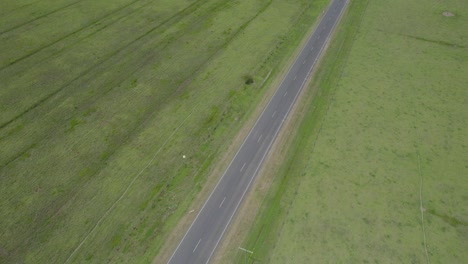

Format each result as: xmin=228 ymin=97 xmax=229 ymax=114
xmin=240 ymin=0 xmax=467 ymax=263
xmin=0 ymin=0 xmax=330 ymax=263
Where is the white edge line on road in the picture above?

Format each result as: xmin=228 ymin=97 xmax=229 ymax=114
xmin=168 ymin=1 xmax=349 ymax=262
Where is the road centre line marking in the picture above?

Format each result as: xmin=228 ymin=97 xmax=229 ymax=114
xmin=272 ymin=111 xmax=276 ymax=118
xmin=294 ymin=75 xmax=297 ymax=80
xmin=219 ymin=197 xmax=226 ymax=208
xmin=310 ymin=47 xmax=314 ymax=51
xmin=257 ymin=134 xmax=263 ymax=143
xmin=241 ymin=162 xmax=246 ymax=172
xmin=283 ymin=91 xmax=287 ymax=97
xmin=302 ymin=60 xmax=305 ymax=64
xmin=193 ymin=239 xmax=202 ymax=253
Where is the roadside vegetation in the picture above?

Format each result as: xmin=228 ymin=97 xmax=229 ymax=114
xmin=0 ymin=0 xmax=332 ymax=263
xmin=238 ymin=0 xmax=467 ymax=262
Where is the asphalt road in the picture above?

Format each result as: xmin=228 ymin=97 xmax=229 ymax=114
xmin=167 ymin=0 xmax=349 ymax=263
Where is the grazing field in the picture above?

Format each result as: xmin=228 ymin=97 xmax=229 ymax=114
xmin=0 ymin=0 xmax=331 ymax=263
xmin=240 ymin=0 xmax=467 ymax=263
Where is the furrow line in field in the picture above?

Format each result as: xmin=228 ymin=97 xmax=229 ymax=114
xmin=62 ymin=104 xmax=199 ymax=264
xmin=0 ymin=0 xmax=208 ymax=130
xmin=417 ymin=152 xmax=430 ymax=264
xmin=1 ymin=1 xmax=270 ymax=260
xmin=0 ymin=0 xmax=226 ymax=175
xmin=3 ymin=0 xmax=266 ymax=211
xmin=0 ymin=0 xmax=230 ymax=179
xmin=60 ymin=1 xmax=274 ymax=261
xmin=0 ymin=0 xmax=43 ymax=16
xmin=1 ymin=142 xmax=37 ymax=170
xmin=0 ymin=0 xmax=85 ymax=35
xmin=0 ymin=0 xmax=150 ymax=71
xmin=170 ymin=0 xmax=273 ymax=94
xmin=143 ymin=0 xmax=275 ymax=202
xmin=0 ymin=1 xmax=246 ymax=241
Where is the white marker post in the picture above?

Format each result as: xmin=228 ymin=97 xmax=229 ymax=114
xmin=239 ymin=247 xmax=253 ymax=263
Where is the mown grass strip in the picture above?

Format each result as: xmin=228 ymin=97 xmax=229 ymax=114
xmin=236 ymin=1 xmax=369 ymax=262
xmin=244 ymin=0 xmax=467 ymax=262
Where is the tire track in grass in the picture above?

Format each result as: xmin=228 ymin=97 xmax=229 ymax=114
xmin=417 ymin=152 xmax=430 ymax=264
xmin=63 ymin=105 xmax=198 ymax=264
xmin=0 ymin=0 xmax=225 ymax=173
xmin=0 ymin=0 xmax=245 ymax=258
xmin=64 ymin=0 xmax=264 ymax=190
xmin=63 ymin=1 xmax=274 ymax=262
xmin=0 ymin=0 xmax=270 ymax=229
xmin=0 ymin=2 xmax=214 ymax=256
xmin=0 ymin=0 xmax=85 ymax=35
xmin=1 ymin=0 xmax=281 ymax=260
xmin=0 ymin=0 xmax=74 ymax=26
xmin=411 ymin=63 xmax=430 ymax=263
xmin=0 ymin=0 xmax=146 ymax=70
xmin=0 ymin=0 xmax=235 ymax=179
xmin=165 ymin=0 xmax=273 ymax=95
xmin=0 ymin=0 xmax=160 ymax=115
xmin=0 ymin=0 xmax=203 ymax=114
xmin=0 ymin=0 xmax=206 ymax=130
xmin=0 ymin=0 xmax=43 ymax=16
xmin=1 ymin=4 xmax=201 ymax=184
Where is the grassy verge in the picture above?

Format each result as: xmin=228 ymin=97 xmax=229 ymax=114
xmin=240 ymin=0 xmax=467 ymax=262
xmin=235 ymin=1 xmax=369 ymax=262
xmin=0 ymin=0 xmax=331 ymax=263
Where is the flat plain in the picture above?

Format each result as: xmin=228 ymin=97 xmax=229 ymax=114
xmin=240 ymin=0 xmax=467 ymax=263
xmin=0 ymin=0 xmax=330 ymax=263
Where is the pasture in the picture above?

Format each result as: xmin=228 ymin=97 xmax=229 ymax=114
xmin=0 ymin=0 xmax=330 ymax=263
xmin=240 ymin=0 xmax=467 ymax=263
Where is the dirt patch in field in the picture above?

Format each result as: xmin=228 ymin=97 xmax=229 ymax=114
xmin=442 ymin=11 xmax=454 ymax=17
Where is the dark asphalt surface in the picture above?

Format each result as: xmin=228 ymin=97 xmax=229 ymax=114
xmin=167 ymin=0 xmax=349 ymax=263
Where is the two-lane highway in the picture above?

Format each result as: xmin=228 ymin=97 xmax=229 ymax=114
xmin=168 ymin=0 xmax=349 ymax=263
